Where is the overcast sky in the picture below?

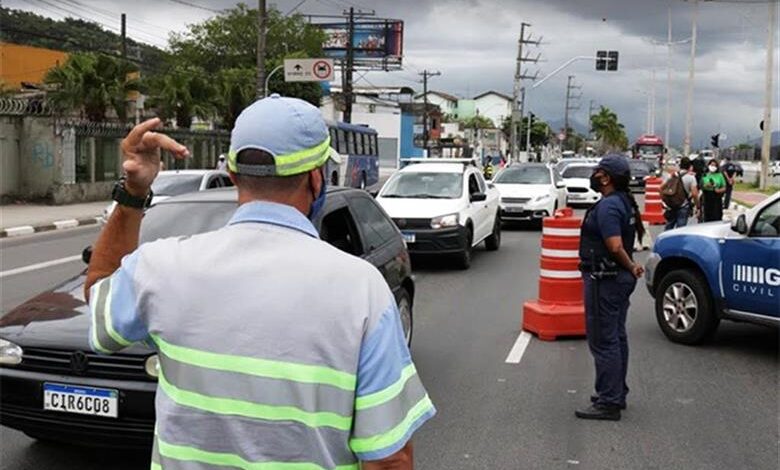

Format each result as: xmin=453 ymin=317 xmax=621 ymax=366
xmin=7 ymin=0 xmax=779 ymax=148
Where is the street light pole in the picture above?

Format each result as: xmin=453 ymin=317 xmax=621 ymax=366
xmin=665 ymin=6 xmax=673 ymax=150
xmin=759 ymin=0 xmax=776 ymax=190
xmin=683 ymin=0 xmax=699 ymax=157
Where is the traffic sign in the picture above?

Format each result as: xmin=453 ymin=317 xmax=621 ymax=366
xmin=284 ymin=58 xmax=335 ymax=82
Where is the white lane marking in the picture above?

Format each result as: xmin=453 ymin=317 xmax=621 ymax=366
xmin=505 ymin=331 xmax=532 ymax=364
xmin=4 ymin=226 xmax=35 ymax=237
xmin=0 ymin=255 xmax=82 ymax=279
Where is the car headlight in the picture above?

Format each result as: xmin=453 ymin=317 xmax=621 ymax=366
xmin=0 ymin=339 xmax=23 ymax=365
xmin=145 ymin=354 xmax=160 ymax=378
xmin=533 ymin=194 xmax=551 ymax=203
xmin=431 ymin=213 xmax=459 ymax=229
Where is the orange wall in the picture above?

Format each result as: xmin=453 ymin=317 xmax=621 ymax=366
xmin=0 ymin=42 xmax=69 ymax=90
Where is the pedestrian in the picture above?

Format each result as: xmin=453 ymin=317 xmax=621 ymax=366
xmin=575 ymin=154 xmax=644 ymax=421
xmin=84 ymin=95 xmax=435 ymax=469
xmin=691 ymin=154 xmax=706 ymax=187
xmin=484 ymin=160 xmax=494 ymax=180
xmin=701 ymin=158 xmax=727 ymax=222
xmin=720 ymin=155 xmax=737 ymax=209
xmin=660 ymin=157 xmax=699 ymax=230
xmin=216 ymin=154 xmax=227 ymax=171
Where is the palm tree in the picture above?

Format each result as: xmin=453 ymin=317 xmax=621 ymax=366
xmin=146 ymin=66 xmax=216 ymax=129
xmin=45 ymin=53 xmax=140 ymax=122
xmin=590 ymin=106 xmax=628 ymax=152
xmin=213 ymin=67 xmax=255 ymax=130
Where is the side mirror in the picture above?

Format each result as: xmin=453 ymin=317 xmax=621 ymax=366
xmin=82 ymin=246 xmax=92 ymax=264
xmin=369 ymin=188 xmax=379 ymax=198
xmin=487 ymin=182 xmax=495 ymax=190
xmin=731 ymin=214 xmax=748 ymax=235
xmin=556 ymin=181 xmax=566 ymax=188
xmin=470 ymin=192 xmax=487 ymax=202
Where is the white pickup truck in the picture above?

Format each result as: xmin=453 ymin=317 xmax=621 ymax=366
xmin=376 ymin=159 xmax=502 ymax=269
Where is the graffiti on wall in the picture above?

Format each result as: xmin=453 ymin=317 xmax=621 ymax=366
xmin=32 ymin=141 xmax=54 ymax=169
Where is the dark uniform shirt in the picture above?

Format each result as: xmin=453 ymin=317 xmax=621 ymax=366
xmin=579 ymin=192 xmax=636 ymax=275
xmin=721 ymin=162 xmax=737 ymax=186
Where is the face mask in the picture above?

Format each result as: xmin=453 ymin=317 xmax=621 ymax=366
xmin=589 ymin=174 xmax=603 ymax=192
xmin=308 ymin=168 xmax=327 ymax=220
xmin=708 ymin=165 xmax=718 ymax=173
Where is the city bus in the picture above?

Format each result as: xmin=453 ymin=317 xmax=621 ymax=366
xmin=631 ymin=134 xmax=665 ymax=166
xmin=326 ymin=120 xmax=379 ymax=189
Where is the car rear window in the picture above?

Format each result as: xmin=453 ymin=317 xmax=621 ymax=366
xmin=140 ymin=202 xmax=237 ymax=243
xmin=151 ymin=174 xmax=203 ymax=196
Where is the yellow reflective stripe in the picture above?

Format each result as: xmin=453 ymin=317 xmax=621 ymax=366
xmin=149 ymin=464 xmax=161 ymax=470
xmin=350 ymin=395 xmax=434 ymax=454
xmin=151 ymin=334 xmax=356 ymax=391
xmin=227 ymin=137 xmax=331 ymax=176
xmin=158 ymin=371 xmax=352 ymax=431
xmin=89 ymin=280 xmax=111 ymax=354
xmin=354 ymin=363 xmax=417 ymax=411
xmin=157 ymin=437 xmax=358 ymax=470
xmin=103 ymin=285 xmax=132 ymax=347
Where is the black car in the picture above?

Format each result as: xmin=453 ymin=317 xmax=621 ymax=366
xmin=628 ymin=159 xmax=654 ymax=192
xmin=0 ymin=187 xmax=415 ymax=447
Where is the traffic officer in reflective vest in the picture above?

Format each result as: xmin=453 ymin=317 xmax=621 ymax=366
xmin=576 ymin=155 xmax=645 ymax=421
xmin=84 ymin=95 xmax=435 ymax=469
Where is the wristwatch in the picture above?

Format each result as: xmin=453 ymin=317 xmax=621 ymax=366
xmin=112 ymin=178 xmax=153 ymax=209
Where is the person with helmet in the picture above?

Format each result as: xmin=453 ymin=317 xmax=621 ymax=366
xmin=84 ymin=95 xmax=435 ymax=469
xmin=575 ymin=155 xmax=645 ymax=421
xmin=483 ymin=160 xmax=495 ymax=180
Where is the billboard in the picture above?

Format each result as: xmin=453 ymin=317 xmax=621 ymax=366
xmin=319 ymin=20 xmax=403 ymax=62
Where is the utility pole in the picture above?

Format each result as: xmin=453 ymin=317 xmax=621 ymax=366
xmin=340 ymin=8 xmax=375 ymax=123
xmin=563 ymin=75 xmax=581 ymax=150
xmin=666 ymin=6 xmax=673 ymax=151
xmin=683 ymin=0 xmax=699 ymax=157
xmin=759 ymin=0 xmax=776 ymax=190
xmin=510 ymin=23 xmax=541 ymax=161
xmin=588 ymin=99 xmax=597 ymax=139
xmin=419 ymin=70 xmax=441 ymax=157
xmin=256 ymin=0 xmax=267 ymax=99
xmin=120 ymin=13 xmax=127 ymax=61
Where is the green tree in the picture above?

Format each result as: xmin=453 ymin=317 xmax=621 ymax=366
xmin=501 ymin=115 xmax=550 ymax=149
xmin=44 ymin=52 xmax=140 ymax=122
xmin=590 ymin=106 xmax=628 ymax=152
xmin=168 ymin=3 xmax=328 ymax=118
xmin=459 ymin=115 xmax=495 ymax=129
xmin=145 ymin=66 xmax=216 ymax=128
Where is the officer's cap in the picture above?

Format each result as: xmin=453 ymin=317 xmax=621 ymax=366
xmin=228 ymin=94 xmax=336 ymax=177
xmin=595 ymin=154 xmax=631 ymax=179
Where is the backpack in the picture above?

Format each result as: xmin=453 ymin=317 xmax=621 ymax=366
xmin=661 ymin=174 xmax=688 ymax=209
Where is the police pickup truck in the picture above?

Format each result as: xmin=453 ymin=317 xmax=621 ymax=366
xmin=645 ymin=192 xmax=779 ymax=344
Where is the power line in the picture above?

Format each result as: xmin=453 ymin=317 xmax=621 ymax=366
xmin=167 ymin=0 xmax=222 ymax=13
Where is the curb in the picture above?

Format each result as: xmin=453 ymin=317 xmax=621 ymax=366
xmin=1 ymin=216 xmax=102 ymax=239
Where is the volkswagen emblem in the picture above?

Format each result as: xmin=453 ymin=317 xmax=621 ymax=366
xmin=70 ymin=351 xmax=89 ymax=375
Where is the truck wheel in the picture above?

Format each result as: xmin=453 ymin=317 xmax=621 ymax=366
xmin=485 ymin=214 xmax=501 ymax=251
xmin=397 ymin=289 xmax=413 ymax=347
xmin=455 ymin=227 xmax=473 ymax=270
xmin=655 ymin=269 xmax=720 ymax=345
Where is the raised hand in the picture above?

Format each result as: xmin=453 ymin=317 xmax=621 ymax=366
xmin=120 ymin=118 xmax=189 ymax=197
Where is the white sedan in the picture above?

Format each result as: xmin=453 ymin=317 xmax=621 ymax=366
xmin=492 ymin=163 xmax=567 ymax=225
xmin=102 ymin=170 xmax=232 ymax=222
xmin=560 ymin=163 xmax=601 ymax=206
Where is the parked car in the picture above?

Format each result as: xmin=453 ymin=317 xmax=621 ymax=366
xmin=0 ymin=186 xmax=415 ymax=447
xmin=492 ymin=163 xmax=567 ymax=226
xmin=101 ymin=170 xmax=232 ymax=222
xmin=645 ymin=192 xmax=779 ymax=344
xmin=560 ymin=162 xmax=600 ymax=206
xmin=770 ymin=161 xmax=780 ymax=177
xmin=376 ymin=159 xmax=501 ymax=269
xmin=627 ymin=159 xmax=654 ymax=192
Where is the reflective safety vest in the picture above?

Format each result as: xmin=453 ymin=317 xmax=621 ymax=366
xmin=89 ymin=201 xmax=435 ymax=469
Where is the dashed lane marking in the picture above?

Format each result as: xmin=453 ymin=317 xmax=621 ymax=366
xmin=0 ymin=255 xmax=82 ymax=279
xmin=505 ymin=331 xmax=532 ymax=364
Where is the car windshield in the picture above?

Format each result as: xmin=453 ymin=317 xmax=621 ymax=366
xmin=140 ymin=201 xmax=237 ymax=243
xmin=495 ymin=166 xmax=550 ymax=184
xmin=562 ymin=166 xmax=594 ymax=179
xmin=151 ymin=174 xmax=204 ymax=196
xmin=636 ymin=145 xmax=663 ymax=155
xmin=381 ymin=172 xmax=463 ymax=199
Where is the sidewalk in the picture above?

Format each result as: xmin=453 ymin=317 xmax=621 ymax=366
xmin=0 ymin=201 xmax=108 ymax=237
xmin=732 ymin=190 xmax=770 ymax=207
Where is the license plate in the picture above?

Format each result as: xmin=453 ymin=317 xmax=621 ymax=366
xmin=568 ymin=194 xmax=584 ymax=200
xmin=401 ymin=232 xmax=416 ymax=243
xmin=504 ymin=206 xmax=524 ymax=213
xmin=43 ymin=383 xmax=118 ymax=418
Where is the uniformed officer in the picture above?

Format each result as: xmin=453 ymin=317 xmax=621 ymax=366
xmin=575 ymin=155 xmax=645 ymax=421
xmin=84 ymin=95 xmax=435 ymax=469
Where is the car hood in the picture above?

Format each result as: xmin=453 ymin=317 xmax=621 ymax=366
xmin=656 ymin=220 xmax=731 ymax=241
xmin=494 ymin=184 xmax=551 ymax=198
xmin=0 ymin=274 xmax=150 ymax=354
xmin=376 ymin=197 xmax=464 ymax=219
xmin=563 ymin=178 xmax=590 ymax=188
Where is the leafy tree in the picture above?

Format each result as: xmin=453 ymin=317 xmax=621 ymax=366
xmin=214 ymin=68 xmax=256 ymax=130
xmin=44 ymin=52 xmax=141 ymax=122
xmin=169 ymin=3 xmax=328 ymax=114
xmin=501 ymin=115 xmax=550 ymax=149
xmin=590 ymin=106 xmax=628 ymax=152
xmin=145 ymin=67 xmax=216 ymax=128
xmin=459 ymin=115 xmax=495 ymax=129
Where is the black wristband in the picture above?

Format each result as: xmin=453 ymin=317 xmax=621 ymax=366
xmin=112 ymin=178 xmax=153 ymax=209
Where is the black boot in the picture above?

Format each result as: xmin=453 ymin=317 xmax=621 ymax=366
xmin=575 ymin=403 xmax=621 ymax=421
xmin=590 ymin=394 xmax=626 ymax=410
